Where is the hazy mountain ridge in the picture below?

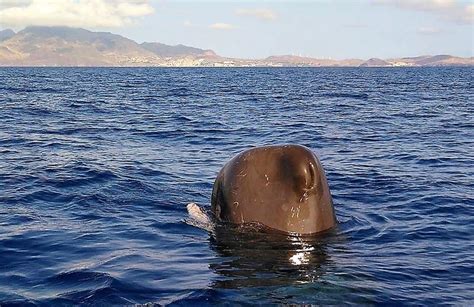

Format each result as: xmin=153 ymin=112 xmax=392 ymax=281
xmin=267 ymin=55 xmax=473 ymax=67
xmin=0 ymin=26 xmax=220 ymax=66
xmin=359 ymin=58 xmax=392 ymax=67
xmin=0 ymin=26 xmax=472 ymax=67
xmin=0 ymin=29 xmax=15 ymax=42
xmin=140 ymin=42 xmax=216 ymax=58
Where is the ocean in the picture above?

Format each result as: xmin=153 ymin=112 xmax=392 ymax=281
xmin=0 ymin=67 xmax=473 ymax=305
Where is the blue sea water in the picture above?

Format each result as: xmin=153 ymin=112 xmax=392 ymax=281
xmin=0 ymin=67 xmax=473 ymax=305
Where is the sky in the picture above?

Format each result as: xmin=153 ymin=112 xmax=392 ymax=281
xmin=0 ymin=0 xmax=472 ymax=59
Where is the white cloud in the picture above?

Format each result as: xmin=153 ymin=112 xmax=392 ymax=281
xmin=373 ymin=0 xmax=473 ymax=24
xmin=0 ymin=0 xmax=32 ymax=9
xmin=209 ymin=23 xmax=235 ymax=30
xmin=0 ymin=0 xmax=154 ymax=28
xmin=374 ymin=0 xmax=455 ymax=11
xmin=236 ymin=8 xmax=278 ymax=21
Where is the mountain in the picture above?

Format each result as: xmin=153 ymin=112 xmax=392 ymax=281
xmin=141 ymin=42 xmax=216 ymax=58
xmin=0 ymin=26 xmax=219 ymax=66
xmin=359 ymin=58 xmax=392 ymax=67
xmin=0 ymin=26 xmax=472 ymax=67
xmin=0 ymin=26 xmax=157 ymax=66
xmin=388 ymin=55 xmax=473 ymax=66
xmin=0 ymin=29 xmax=15 ymax=42
xmin=357 ymin=55 xmax=473 ymax=67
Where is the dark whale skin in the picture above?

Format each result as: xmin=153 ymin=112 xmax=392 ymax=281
xmin=211 ymin=145 xmax=336 ymax=235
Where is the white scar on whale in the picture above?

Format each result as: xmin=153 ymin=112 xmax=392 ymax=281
xmin=186 ymin=203 xmax=213 ymax=232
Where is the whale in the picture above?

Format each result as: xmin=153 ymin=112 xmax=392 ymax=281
xmin=208 ymin=145 xmax=336 ymax=235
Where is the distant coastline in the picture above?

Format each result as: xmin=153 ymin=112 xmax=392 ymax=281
xmin=1 ymin=26 xmax=472 ymax=68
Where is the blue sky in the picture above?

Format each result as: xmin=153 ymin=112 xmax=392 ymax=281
xmin=0 ymin=0 xmax=472 ymax=59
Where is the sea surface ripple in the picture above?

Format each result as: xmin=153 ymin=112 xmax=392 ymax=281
xmin=0 ymin=67 xmax=473 ymax=305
